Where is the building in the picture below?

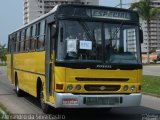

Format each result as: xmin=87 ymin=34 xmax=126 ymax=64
xmin=127 ymin=29 xmax=137 ymax=52
xmin=143 ymin=0 xmax=160 ymax=52
xmin=23 ymin=0 xmax=99 ymax=25
xmin=132 ymin=0 xmax=160 ymax=52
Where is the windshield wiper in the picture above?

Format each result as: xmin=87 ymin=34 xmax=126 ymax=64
xmin=111 ymin=22 xmax=123 ymax=40
xmin=78 ymin=20 xmax=95 ymax=42
xmin=107 ymin=22 xmax=124 ymax=49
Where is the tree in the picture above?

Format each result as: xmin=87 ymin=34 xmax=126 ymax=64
xmin=0 ymin=44 xmax=7 ymax=65
xmin=130 ymin=0 xmax=160 ymax=64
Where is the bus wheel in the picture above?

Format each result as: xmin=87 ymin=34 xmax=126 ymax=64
xmin=40 ymin=85 xmax=51 ymax=114
xmin=15 ymin=76 xmax=23 ymax=97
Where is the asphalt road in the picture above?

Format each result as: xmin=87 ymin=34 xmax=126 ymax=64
xmin=143 ymin=65 xmax=160 ymax=76
xmin=0 ymin=66 xmax=160 ymax=120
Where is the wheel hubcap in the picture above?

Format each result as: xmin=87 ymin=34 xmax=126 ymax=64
xmin=16 ymin=83 xmax=19 ymax=92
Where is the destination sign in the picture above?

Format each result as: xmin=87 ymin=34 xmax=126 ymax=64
xmin=92 ymin=9 xmax=131 ymax=20
xmin=58 ymin=5 xmax=138 ymax=21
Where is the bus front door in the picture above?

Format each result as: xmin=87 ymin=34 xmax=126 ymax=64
xmin=45 ymin=22 xmax=56 ymax=103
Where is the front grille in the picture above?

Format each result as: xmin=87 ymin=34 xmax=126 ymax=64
xmin=84 ymin=85 xmax=120 ymax=91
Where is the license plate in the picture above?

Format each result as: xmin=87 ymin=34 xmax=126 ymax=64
xmin=85 ymin=97 xmax=121 ymax=105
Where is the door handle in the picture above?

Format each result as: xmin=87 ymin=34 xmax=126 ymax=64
xmin=50 ymin=53 xmax=54 ymax=62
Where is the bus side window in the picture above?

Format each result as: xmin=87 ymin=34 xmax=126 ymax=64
xmin=10 ymin=34 xmax=16 ymax=53
xmin=7 ymin=37 xmax=10 ymax=53
xmin=37 ymin=20 xmax=46 ymax=50
xmin=37 ymin=22 xmax=41 ymax=50
xmin=8 ymin=36 xmax=11 ymax=53
xmin=15 ymin=33 xmax=18 ymax=53
xmin=14 ymin=34 xmax=17 ymax=52
xmin=20 ymin=31 xmax=25 ymax=52
xmin=25 ymin=27 xmax=30 ymax=51
xmin=17 ymin=32 xmax=21 ymax=52
xmin=31 ymin=24 xmax=37 ymax=51
xmin=24 ymin=29 xmax=27 ymax=52
xmin=30 ymin=26 xmax=33 ymax=50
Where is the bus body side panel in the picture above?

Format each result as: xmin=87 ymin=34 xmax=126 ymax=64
xmin=54 ymin=67 xmax=66 ymax=92
xmin=137 ymin=69 xmax=142 ymax=93
xmin=6 ymin=54 xmax=12 ymax=82
xmin=13 ymin=51 xmax=45 ymax=97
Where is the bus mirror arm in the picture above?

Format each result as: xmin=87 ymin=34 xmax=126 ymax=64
xmin=52 ymin=25 xmax=57 ymax=37
xmin=60 ymin=28 xmax=63 ymax=42
xmin=139 ymin=29 xmax=143 ymax=43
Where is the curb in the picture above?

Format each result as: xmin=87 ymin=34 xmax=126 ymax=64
xmin=142 ymin=92 xmax=160 ymax=98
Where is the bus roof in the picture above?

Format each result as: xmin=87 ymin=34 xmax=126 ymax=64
xmin=9 ymin=4 xmax=138 ymax=35
xmin=9 ymin=5 xmax=59 ymax=35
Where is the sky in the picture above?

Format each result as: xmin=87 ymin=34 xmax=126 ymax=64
xmin=0 ymin=0 xmax=133 ymax=45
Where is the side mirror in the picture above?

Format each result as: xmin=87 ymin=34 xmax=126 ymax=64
xmin=139 ymin=29 xmax=143 ymax=43
xmin=52 ymin=24 xmax=56 ymax=37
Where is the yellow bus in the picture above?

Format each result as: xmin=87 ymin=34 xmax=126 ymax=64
xmin=7 ymin=4 xmax=143 ymax=113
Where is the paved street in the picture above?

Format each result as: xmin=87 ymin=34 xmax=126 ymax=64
xmin=0 ymin=66 xmax=160 ymax=120
xmin=143 ymin=65 xmax=160 ymax=76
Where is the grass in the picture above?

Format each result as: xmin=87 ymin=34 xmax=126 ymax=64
xmin=0 ymin=103 xmax=12 ymax=120
xmin=142 ymin=75 xmax=160 ymax=96
xmin=0 ymin=64 xmax=6 ymax=66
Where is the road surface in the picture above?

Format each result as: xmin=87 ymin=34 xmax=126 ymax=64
xmin=143 ymin=65 xmax=160 ymax=76
xmin=0 ymin=66 xmax=160 ymax=120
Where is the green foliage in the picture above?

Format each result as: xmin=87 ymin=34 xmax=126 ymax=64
xmin=0 ymin=44 xmax=7 ymax=65
xmin=130 ymin=0 xmax=160 ymax=21
xmin=142 ymin=75 xmax=160 ymax=95
xmin=130 ymin=0 xmax=160 ymax=64
xmin=0 ymin=103 xmax=11 ymax=120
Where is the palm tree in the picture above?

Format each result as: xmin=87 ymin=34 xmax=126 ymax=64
xmin=130 ymin=0 xmax=160 ymax=64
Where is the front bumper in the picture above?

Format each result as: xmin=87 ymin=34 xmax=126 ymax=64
xmin=54 ymin=93 xmax=142 ymax=108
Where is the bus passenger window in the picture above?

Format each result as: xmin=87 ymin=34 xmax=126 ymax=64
xmin=25 ymin=27 xmax=30 ymax=51
xmin=37 ymin=20 xmax=46 ymax=50
xmin=20 ymin=30 xmax=25 ymax=52
xmin=17 ymin=32 xmax=21 ymax=52
xmin=7 ymin=37 xmax=10 ymax=53
xmin=37 ymin=22 xmax=41 ymax=50
xmin=24 ymin=29 xmax=27 ymax=51
xmin=30 ymin=25 xmax=37 ymax=51
xmin=30 ymin=26 xmax=33 ymax=50
xmin=14 ymin=34 xmax=17 ymax=52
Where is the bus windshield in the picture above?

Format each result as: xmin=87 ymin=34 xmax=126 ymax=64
xmin=56 ymin=20 xmax=141 ymax=65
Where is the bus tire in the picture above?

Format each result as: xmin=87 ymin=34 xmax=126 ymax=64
xmin=15 ymin=75 xmax=23 ymax=97
xmin=40 ymin=84 xmax=51 ymax=114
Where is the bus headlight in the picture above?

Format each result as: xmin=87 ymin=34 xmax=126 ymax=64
xmin=130 ymin=85 xmax=136 ymax=91
xmin=67 ymin=85 xmax=73 ymax=91
xmin=75 ymin=85 xmax=81 ymax=90
xmin=123 ymin=85 xmax=128 ymax=91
